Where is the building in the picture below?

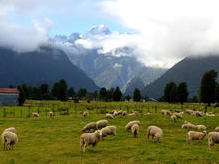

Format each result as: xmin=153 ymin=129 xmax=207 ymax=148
xmin=0 ymin=88 xmax=19 ymax=106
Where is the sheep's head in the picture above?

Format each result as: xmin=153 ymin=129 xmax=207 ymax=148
xmin=203 ymin=131 xmax=207 ymax=135
xmin=95 ymin=130 xmax=102 ymax=138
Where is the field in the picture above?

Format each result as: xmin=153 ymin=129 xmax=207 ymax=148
xmin=0 ymin=101 xmax=219 ymax=164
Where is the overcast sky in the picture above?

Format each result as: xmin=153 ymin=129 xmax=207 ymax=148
xmin=1 ymin=0 xmax=219 ymax=68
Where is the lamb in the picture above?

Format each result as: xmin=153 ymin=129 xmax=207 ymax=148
xmin=49 ymin=112 xmax=54 ymax=117
xmin=187 ymin=131 xmax=207 ymax=144
xmin=147 ymin=125 xmax=163 ymax=142
xmin=3 ymin=127 xmax=16 ymax=134
xmin=82 ymin=111 xmax=89 ymax=118
xmin=161 ymin=110 xmax=172 ymax=116
xmin=100 ymin=126 xmax=116 ymax=139
xmin=96 ymin=120 xmax=108 ymax=129
xmin=181 ymin=123 xmax=197 ymax=130
xmin=106 ymin=113 xmax=114 ymax=119
xmin=32 ymin=113 xmax=39 ymax=117
xmin=80 ymin=130 xmax=102 ymax=152
xmin=171 ymin=114 xmax=177 ymax=122
xmin=215 ymin=127 xmax=219 ymax=132
xmin=196 ymin=125 xmax=207 ymax=131
xmin=208 ymin=132 xmax=219 ymax=150
xmin=82 ymin=122 xmax=97 ymax=132
xmin=1 ymin=131 xmax=18 ymax=150
xmin=125 ymin=120 xmax=141 ymax=131
xmin=131 ymin=124 xmax=139 ymax=138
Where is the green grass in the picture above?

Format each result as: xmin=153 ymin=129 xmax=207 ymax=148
xmin=0 ymin=101 xmax=219 ymax=163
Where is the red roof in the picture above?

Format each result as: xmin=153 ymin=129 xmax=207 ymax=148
xmin=0 ymin=88 xmax=19 ymax=94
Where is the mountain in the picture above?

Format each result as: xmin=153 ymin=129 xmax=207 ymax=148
xmin=123 ymin=77 xmax=145 ymax=96
xmin=52 ymin=25 xmax=166 ymax=90
xmin=0 ymin=46 xmax=99 ymax=91
xmin=142 ymin=56 xmax=219 ymax=98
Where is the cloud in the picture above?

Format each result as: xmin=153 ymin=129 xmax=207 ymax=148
xmin=100 ymin=0 xmax=219 ymax=67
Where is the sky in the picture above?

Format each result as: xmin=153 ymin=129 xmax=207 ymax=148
xmin=1 ymin=0 xmax=219 ymax=68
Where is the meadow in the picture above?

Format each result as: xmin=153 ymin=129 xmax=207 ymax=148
xmin=0 ymin=100 xmax=219 ymax=164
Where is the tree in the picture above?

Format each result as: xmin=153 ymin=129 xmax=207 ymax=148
xmin=52 ymin=79 xmax=68 ymax=101
xmin=177 ymin=82 xmax=188 ymax=104
xmin=67 ymin=87 xmax=75 ymax=98
xmin=215 ymin=83 xmax=219 ymax=103
xmin=113 ymin=86 xmax=122 ymax=101
xmin=164 ymin=82 xmax=177 ymax=103
xmin=17 ymin=86 xmax=26 ymax=106
xmin=200 ymin=70 xmax=217 ymax=106
xmin=133 ymin=88 xmax=141 ymax=102
xmin=77 ymin=88 xmax=87 ymax=98
xmin=99 ymin=88 xmax=107 ymax=101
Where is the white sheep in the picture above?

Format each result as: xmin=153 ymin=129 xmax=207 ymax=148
xmin=82 ymin=111 xmax=89 ymax=118
xmin=215 ymin=127 xmax=219 ymax=132
xmin=208 ymin=132 xmax=219 ymax=150
xmin=196 ymin=125 xmax=207 ymax=131
xmin=1 ymin=131 xmax=18 ymax=150
xmin=82 ymin=122 xmax=97 ymax=132
xmin=80 ymin=130 xmax=102 ymax=152
xmin=187 ymin=131 xmax=207 ymax=144
xmin=129 ymin=111 xmax=137 ymax=116
xmin=206 ymin=113 xmax=215 ymax=117
xmin=106 ymin=113 xmax=114 ymax=119
xmin=181 ymin=123 xmax=197 ymax=130
xmin=32 ymin=113 xmax=39 ymax=117
xmin=131 ymin=124 xmax=139 ymax=138
xmin=100 ymin=126 xmax=116 ymax=139
xmin=173 ymin=112 xmax=183 ymax=119
xmin=96 ymin=120 xmax=108 ymax=129
xmin=3 ymin=127 xmax=16 ymax=134
xmin=161 ymin=110 xmax=172 ymax=116
xmin=186 ymin=109 xmax=194 ymax=115
xmin=49 ymin=112 xmax=54 ymax=117
xmin=171 ymin=114 xmax=177 ymax=122
xmin=147 ymin=125 xmax=163 ymax=142
xmin=113 ymin=111 xmax=118 ymax=116
xmin=117 ymin=110 xmax=123 ymax=116
xmin=122 ymin=111 xmax=128 ymax=117
xmin=125 ymin=120 xmax=141 ymax=131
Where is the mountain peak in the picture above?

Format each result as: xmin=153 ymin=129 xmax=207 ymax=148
xmin=87 ymin=24 xmax=111 ymax=35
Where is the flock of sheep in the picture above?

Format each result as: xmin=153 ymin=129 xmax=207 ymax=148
xmin=80 ymin=109 xmax=219 ymax=152
xmin=1 ymin=108 xmax=219 ymax=152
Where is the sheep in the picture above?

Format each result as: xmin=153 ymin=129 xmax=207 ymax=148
xmin=125 ymin=120 xmax=141 ymax=131
xmin=208 ymin=132 xmax=219 ymax=150
xmin=106 ymin=113 xmax=114 ymax=119
xmin=49 ymin=112 xmax=54 ymax=117
xmin=196 ymin=125 xmax=207 ymax=131
xmin=100 ymin=126 xmax=116 ymax=139
xmin=173 ymin=112 xmax=183 ymax=119
xmin=122 ymin=111 xmax=128 ymax=117
xmin=161 ymin=110 xmax=172 ymax=116
xmin=80 ymin=130 xmax=102 ymax=152
xmin=113 ymin=111 xmax=118 ymax=116
xmin=1 ymin=131 xmax=18 ymax=150
xmin=32 ymin=113 xmax=39 ymax=117
xmin=147 ymin=125 xmax=163 ymax=143
xmin=195 ymin=111 xmax=203 ymax=117
xmin=186 ymin=109 xmax=194 ymax=115
xmin=3 ymin=127 xmax=16 ymax=134
xmin=206 ymin=113 xmax=215 ymax=117
xmin=129 ymin=111 xmax=137 ymax=116
xmin=187 ymin=131 xmax=207 ymax=144
xmin=184 ymin=120 xmax=190 ymax=124
xmin=131 ymin=124 xmax=139 ymax=138
xmin=117 ymin=110 xmax=123 ymax=116
xmin=96 ymin=120 xmax=108 ymax=129
xmin=82 ymin=111 xmax=89 ymax=118
xmin=82 ymin=122 xmax=97 ymax=132
xmin=181 ymin=123 xmax=197 ymax=130
xmin=215 ymin=127 xmax=219 ymax=132
xmin=171 ymin=114 xmax=177 ymax=122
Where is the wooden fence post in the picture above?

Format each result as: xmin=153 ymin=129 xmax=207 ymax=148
xmin=3 ymin=108 xmax=6 ymax=118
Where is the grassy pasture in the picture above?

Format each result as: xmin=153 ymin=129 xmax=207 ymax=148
xmin=0 ymin=101 xmax=219 ymax=164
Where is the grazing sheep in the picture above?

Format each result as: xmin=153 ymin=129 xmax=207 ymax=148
xmin=106 ymin=113 xmax=114 ymax=119
xmin=49 ymin=112 xmax=54 ymax=117
xmin=184 ymin=120 xmax=190 ymax=124
xmin=100 ymin=126 xmax=116 ymax=138
xmin=181 ymin=123 xmax=197 ymax=130
xmin=80 ymin=130 xmax=102 ymax=152
xmin=175 ymin=109 xmax=181 ymax=113
xmin=82 ymin=122 xmax=97 ymax=132
xmin=129 ymin=111 xmax=137 ymax=116
xmin=96 ymin=120 xmax=108 ymax=129
xmin=215 ymin=127 xmax=219 ymax=132
xmin=196 ymin=125 xmax=207 ymax=131
xmin=161 ymin=110 xmax=172 ymax=116
xmin=195 ymin=111 xmax=203 ymax=117
xmin=113 ymin=111 xmax=118 ymax=116
xmin=117 ymin=110 xmax=123 ymax=116
xmin=187 ymin=131 xmax=207 ymax=144
xmin=3 ymin=127 xmax=16 ymax=134
xmin=171 ymin=114 xmax=177 ymax=122
xmin=131 ymin=124 xmax=139 ymax=138
xmin=32 ymin=113 xmax=39 ymax=117
xmin=122 ymin=111 xmax=128 ymax=117
xmin=125 ymin=120 xmax=141 ymax=131
xmin=82 ymin=111 xmax=89 ymax=118
xmin=208 ymin=132 xmax=219 ymax=150
xmin=206 ymin=113 xmax=215 ymax=117
xmin=186 ymin=109 xmax=194 ymax=115
xmin=1 ymin=131 xmax=18 ymax=150
xmin=173 ymin=112 xmax=183 ymax=119
xmin=147 ymin=125 xmax=163 ymax=142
